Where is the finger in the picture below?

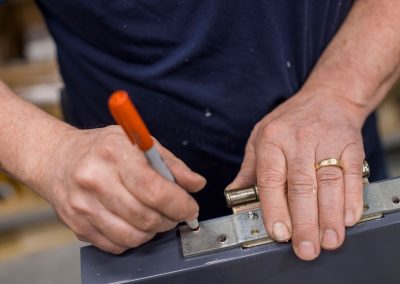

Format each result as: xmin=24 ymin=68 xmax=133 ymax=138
xmin=316 ymin=146 xmax=345 ymax=250
xmin=73 ymin=155 xmax=177 ymax=233
xmin=76 ymin=226 xmax=127 ymax=254
xmin=90 ymin=202 xmax=155 ymax=249
xmin=256 ymin=141 xmax=291 ymax=242
xmin=287 ymin=145 xmax=319 ymax=261
xmin=79 ymin=232 xmax=127 ymax=254
xmin=341 ymin=142 xmax=364 ymax=226
xmin=121 ymin=164 xmax=200 ymax=222
xmin=94 ymin=173 xmax=177 ymax=233
xmin=226 ymin=134 xmax=257 ymax=190
xmin=63 ymin=213 xmax=127 ymax=254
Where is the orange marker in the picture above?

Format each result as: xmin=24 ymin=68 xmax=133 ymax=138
xmin=108 ymin=90 xmax=199 ymax=231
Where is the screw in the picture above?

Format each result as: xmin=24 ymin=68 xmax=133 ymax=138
xmin=217 ymin=234 xmax=227 ymax=243
xmin=247 ymin=211 xmax=259 ymax=220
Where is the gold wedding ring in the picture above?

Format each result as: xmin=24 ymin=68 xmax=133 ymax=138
xmin=315 ymin=158 xmax=344 ymax=171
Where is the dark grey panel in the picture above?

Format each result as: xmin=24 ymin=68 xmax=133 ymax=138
xmin=81 ymin=210 xmax=400 ymax=284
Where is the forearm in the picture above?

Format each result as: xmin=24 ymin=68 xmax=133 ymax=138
xmin=302 ymin=0 xmax=400 ymax=125
xmin=0 ymin=80 xmax=74 ymax=193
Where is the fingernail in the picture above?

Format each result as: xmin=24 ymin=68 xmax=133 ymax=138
xmin=272 ymin=222 xmax=290 ymax=241
xmin=297 ymin=241 xmax=316 ymax=260
xmin=345 ymin=210 xmax=354 ymax=226
xmin=197 ymin=174 xmax=207 ymax=184
xmin=322 ymin=229 xmax=338 ymax=249
xmin=193 ymin=171 xmax=207 ymax=182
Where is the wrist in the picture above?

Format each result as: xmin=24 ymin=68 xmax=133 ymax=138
xmin=23 ymin=123 xmax=77 ymax=198
xmin=296 ymin=84 xmax=369 ymax=129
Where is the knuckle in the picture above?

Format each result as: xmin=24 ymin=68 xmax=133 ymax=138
xmin=140 ymin=213 xmax=162 ymax=232
xmin=258 ymin=166 xmax=286 ymax=189
xmin=288 ymin=168 xmax=315 ymax=196
xmin=294 ymin=127 xmax=311 ymax=141
xmin=139 ymin=170 xmax=158 ymax=190
xmin=69 ymin=197 xmax=91 ymax=215
xmin=344 ymin=130 xmax=361 ymax=141
xmin=70 ymin=221 xmax=91 ymax=239
xmin=317 ymin=168 xmax=343 ymax=188
xmin=126 ymin=232 xmax=151 ymax=248
xmin=108 ymin=246 xmax=127 ymax=255
xmin=259 ymin=122 xmax=281 ymax=138
xmin=146 ymin=188 xmax=168 ymax=207
xmin=142 ymin=176 xmax=169 ymax=206
xmin=73 ymin=160 xmax=99 ymax=188
xmin=105 ymin=125 xmax=123 ymax=134
xmin=76 ymin=234 xmax=88 ymax=242
xmin=74 ymin=227 xmax=98 ymax=243
xmin=136 ymin=233 xmax=151 ymax=246
xmin=289 ymin=181 xmax=315 ymax=197
xmin=344 ymin=161 xmax=363 ymax=177
xmin=66 ymin=220 xmax=79 ymax=234
xmin=291 ymin=157 xmax=311 ymax=174
xmin=94 ymin=142 xmax=117 ymax=161
xmin=105 ymin=226 xmax=144 ymax=249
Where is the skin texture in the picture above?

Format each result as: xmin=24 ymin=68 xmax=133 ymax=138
xmin=45 ymin=127 xmax=206 ymax=253
xmin=0 ymin=84 xmax=206 ymax=253
xmin=228 ymin=0 xmax=400 ymax=260
xmin=0 ymin=0 xmax=399 ymax=258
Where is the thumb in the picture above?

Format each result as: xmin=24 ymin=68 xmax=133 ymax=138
xmin=226 ymin=139 xmax=257 ymax=190
xmin=154 ymin=139 xmax=207 ymax=193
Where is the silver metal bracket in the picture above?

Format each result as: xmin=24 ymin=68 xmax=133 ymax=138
xmin=180 ymin=177 xmax=400 ymax=257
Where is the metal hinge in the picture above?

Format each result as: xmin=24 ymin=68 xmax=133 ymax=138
xmin=179 ymin=161 xmax=399 ymax=257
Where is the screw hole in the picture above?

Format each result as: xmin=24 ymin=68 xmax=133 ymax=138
xmin=248 ymin=211 xmax=259 ymax=220
xmin=250 ymin=229 xmax=259 ymax=236
xmin=392 ymin=196 xmax=400 ymax=204
xmin=217 ymin=234 xmax=227 ymax=243
xmin=363 ymin=204 xmax=369 ymax=211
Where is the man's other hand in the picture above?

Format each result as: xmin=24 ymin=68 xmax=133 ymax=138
xmin=43 ymin=126 xmax=206 ymax=254
xmin=228 ymin=90 xmax=365 ymax=261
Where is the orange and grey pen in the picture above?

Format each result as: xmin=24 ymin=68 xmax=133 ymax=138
xmin=108 ymin=90 xmax=200 ymax=231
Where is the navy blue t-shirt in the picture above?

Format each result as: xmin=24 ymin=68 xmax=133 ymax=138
xmin=32 ymin=0 xmax=386 ymax=219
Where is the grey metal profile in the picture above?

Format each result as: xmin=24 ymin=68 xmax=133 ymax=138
xmin=81 ymin=177 xmax=400 ymax=284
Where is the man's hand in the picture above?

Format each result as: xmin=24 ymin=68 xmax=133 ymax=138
xmin=228 ymin=0 xmax=400 ymax=261
xmin=228 ymin=91 xmax=365 ymax=261
xmin=42 ymin=126 xmax=206 ymax=254
xmin=0 ymin=80 xmax=206 ymax=254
